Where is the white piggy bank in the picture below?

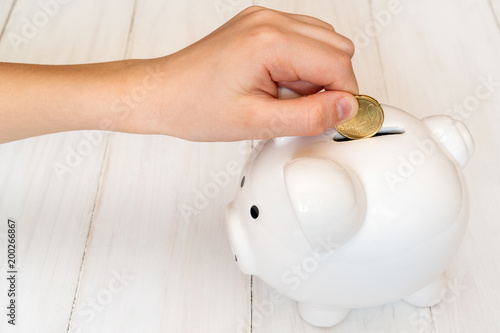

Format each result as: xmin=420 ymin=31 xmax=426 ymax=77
xmin=225 ymin=102 xmax=474 ymax=327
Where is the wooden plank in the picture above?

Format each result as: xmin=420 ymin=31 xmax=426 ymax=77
xmin=1 ymin=0 xmax=498 ymax=332
xmin=124 ymin=0 xmax=253 ymax=59
xmin=0 ymin=0 xmax=16 ymax=39
xmin=0 ymin=1 xmax=136 ymax=332
xmin=68 ymin=1 xmax=253 ymax=332
xmin=0 ymin=0 xmax=135 ymax=63
xmin=487 ymin=0 xmax=500 ymax=32
xmin=69 ymin=135 xmax=251 ymax=333
xmin=372 ymin=0 xmax=500 ymax=332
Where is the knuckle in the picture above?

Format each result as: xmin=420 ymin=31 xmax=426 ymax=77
xmin=341 ymin=38 xmax=356 ymax=57
xmin=242 ymin=5 xmax=265 ymax=14
xmin=240 ymin=8 xmax=290 ymax=47
xmin=246 ymin=7 xmax=281 ymax=24
xmin=325 ymin=22 xmax=336 ymax=32
xmin=246 ymin=24 xmax=286 ymax=45
xmin=336 ymin=51 xmax=353 ymax=70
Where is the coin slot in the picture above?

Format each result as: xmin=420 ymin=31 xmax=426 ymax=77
xmin=333 ymin=127 xmax=405 ymax=142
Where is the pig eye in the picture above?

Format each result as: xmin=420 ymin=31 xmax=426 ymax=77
xmin=250 ymin=205 xmax=259 ymax=219
xmin=241 ymin=176 xmax=245 ymax=188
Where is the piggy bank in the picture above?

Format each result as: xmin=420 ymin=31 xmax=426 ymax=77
xmin=225 ymin=101 xmax=474 ymax=327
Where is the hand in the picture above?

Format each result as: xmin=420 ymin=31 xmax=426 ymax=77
xmin=0 ymin=6 xmax=359 ymax=143
xmin=121 ymin=6 xmax=359 ymax=141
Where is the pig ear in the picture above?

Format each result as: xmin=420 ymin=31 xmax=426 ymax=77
xmin=422 ymin=116 xmax=474 ymax=168
xmin=284 ymin=157 xmax=366 ymax=251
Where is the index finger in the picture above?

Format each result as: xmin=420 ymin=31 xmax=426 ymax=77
xmin=265 ymin=34 xmax=359 ymax=95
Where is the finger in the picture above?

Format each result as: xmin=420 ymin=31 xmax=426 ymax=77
xmin=235 ymin=5 xmax=267 ymax=18
xmin=235 ymin=8 xmax=354 ymax=58
xmin=241 ymin=6 xmax=336 ymax=31
xmin=249 ymin=91 xmax=359 ymax=138
xmin=266 ymin=34 xmax=359 ymax=94
xmin=286 ymin=20 xmax=355 ymax=58
xmin=285 ymin=13 xmax=336 ymax=31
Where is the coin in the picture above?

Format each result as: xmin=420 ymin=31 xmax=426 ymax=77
xmin=335 ymin=95 xmax=384 ymax=140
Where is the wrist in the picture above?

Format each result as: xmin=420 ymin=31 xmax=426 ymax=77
xmin=100 ymin=57 xmax=175 ymax=136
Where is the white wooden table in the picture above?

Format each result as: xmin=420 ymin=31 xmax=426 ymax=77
xmin=0 ymin=1 xmax=499 ymax=332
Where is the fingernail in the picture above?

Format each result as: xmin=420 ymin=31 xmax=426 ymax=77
xmin=337 ymin=97 xmax=354 ymax=120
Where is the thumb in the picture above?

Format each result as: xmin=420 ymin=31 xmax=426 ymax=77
xmin=254 ymin=91 xmax=358 ymax=138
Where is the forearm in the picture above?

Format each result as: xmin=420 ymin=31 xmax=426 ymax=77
xmin=0 ymin=7 xmax=360 ymax=143
xmin=0 ymin=60 xmax=148 ymax=143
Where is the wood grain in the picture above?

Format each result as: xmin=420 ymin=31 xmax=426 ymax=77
xmin=0 ymin=0 xmax=499 ymax=332
xmin=67 ymin=1 xmax=251 ymax=332
xmin=0 ymin=0 xmax=16 ymax=41
xmin=374 ymin=1 xmax=500 ymax=332
xmin=0 ymin=1 xmax=136 ymax=332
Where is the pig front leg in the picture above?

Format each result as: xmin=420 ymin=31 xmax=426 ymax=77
xmin=297 ymin=302 xmax=350 ymax=327
xmin=403 ymin=275 xmax=445 ymax=307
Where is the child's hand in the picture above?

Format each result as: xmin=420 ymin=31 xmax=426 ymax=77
xmin=123 ymin=6 xmax=359 ymax=141
xmin=0 ymin=6 xmax=359 ymax=143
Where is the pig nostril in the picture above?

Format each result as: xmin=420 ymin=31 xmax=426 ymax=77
xmin=241 ymin=176 xmax=245 ymax=188
xmin=250 ymin=205 xmax=259 ymax=219
xmin=234 ymin=254 xmax=238 ymax=262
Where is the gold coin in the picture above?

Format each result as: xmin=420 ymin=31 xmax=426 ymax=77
xmin=335 ymin=95 xmax=384 ymax=140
